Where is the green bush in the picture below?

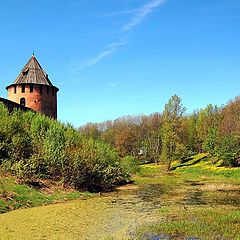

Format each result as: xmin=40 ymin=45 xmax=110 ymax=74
xmin=121 ymin=156 xmax=140 ymax=175
xmin=0 ymin=104 xmax=130 ymax=191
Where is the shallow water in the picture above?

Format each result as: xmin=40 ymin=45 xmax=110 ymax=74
xmin=0 ymin=184 xmax=163 ymax=240
xmin=0 ymin=175 xmax=239 ymax=239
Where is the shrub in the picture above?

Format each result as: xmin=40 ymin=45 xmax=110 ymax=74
xmin=121 ymin=156 xmax=140 ymax=175
xmin=69 ymin=139 xmax=127 ymax=191
xmin=0 ymin=105 xmax=130 ymax=191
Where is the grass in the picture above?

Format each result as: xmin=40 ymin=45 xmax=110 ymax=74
xmin=137 ymin=206 xmax=240 ymax=240
xmin=172 ymin=153 xmax=240 ymax=180
xmin=134 ymin=154 xmax=240 ymax=240
xmin=0 ymin=176 xmax=94 ymax=214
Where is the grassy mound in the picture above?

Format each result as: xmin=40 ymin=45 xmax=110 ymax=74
xmin=0 ymin=176 xmax=93 ymax=214
xmin=172 ymin=153 xmax=240 ymax=180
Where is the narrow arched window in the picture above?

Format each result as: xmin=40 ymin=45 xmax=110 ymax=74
xmin=30 ymin=85 xmax=33 ymax=93
xmin=14 ymin=86 xmax=17 ymax=94
xmin=20 ymin=98 xmax=26 ymax=107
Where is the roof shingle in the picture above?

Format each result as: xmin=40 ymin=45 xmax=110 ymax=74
xmin=13 ymin=55 xmax=53 ymax=86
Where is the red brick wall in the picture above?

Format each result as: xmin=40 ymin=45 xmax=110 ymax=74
xmin=7 ymin=84 xmax=58 ymax=119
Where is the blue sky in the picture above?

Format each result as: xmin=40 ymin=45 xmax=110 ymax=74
xmin=0 ymin=0 xmax=240 ymax=126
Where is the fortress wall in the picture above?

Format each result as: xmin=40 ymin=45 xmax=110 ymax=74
xmin=0 ymin=97 xmax=31 ymax=112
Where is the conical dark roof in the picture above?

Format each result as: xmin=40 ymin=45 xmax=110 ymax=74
xmin=13 ymin=55 xmax=53 ymax=86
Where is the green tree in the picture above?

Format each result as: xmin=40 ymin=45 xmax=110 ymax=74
xmin=160 ymin=95 xmax=186 ymax=171
xmin=216 ymin=135 xmax=240 ymax=167
xmin=203 ymin=127 xmax=219 ymax=156
xmin=188 ymin=113 xmax=197 ymax=153
xmin=139 ymin=113 xmax=162 ymax=164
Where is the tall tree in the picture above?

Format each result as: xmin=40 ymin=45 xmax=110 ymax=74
xmin=161 ymin=95 xmax=186 ymax=170
xmin=188 ymin=112 xmax=197 ymax=153
xmin=139 ymin=113 xmax=162 ymax=163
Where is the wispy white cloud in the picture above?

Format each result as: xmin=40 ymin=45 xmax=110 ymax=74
xmin=107 ymin=41 xmax=127 ymax=49
xmin=86 ymin=49 xmax=116 ymax=67
xmin=80 ymin=39 xmax=127 ymax=69
xmin=81 ymin=0 xmax=167 ymax=69
xmin=122 ymin=0 xmax=166 ymax=32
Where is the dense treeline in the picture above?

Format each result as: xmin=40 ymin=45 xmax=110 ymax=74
xmin=0 ymin=95 xmax=239 ymax=193
xmin=0 ymin=104 xmax=132 ymax=191
xmin=80 ymin=95 xmax=240 ymax=169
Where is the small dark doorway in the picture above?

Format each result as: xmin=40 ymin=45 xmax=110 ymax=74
xmin=20 ymin=98 xmax=26 ymax=107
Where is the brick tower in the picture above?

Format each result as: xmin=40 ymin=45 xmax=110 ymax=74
xmin=6 ymin=54 xmax=59 ymax=119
